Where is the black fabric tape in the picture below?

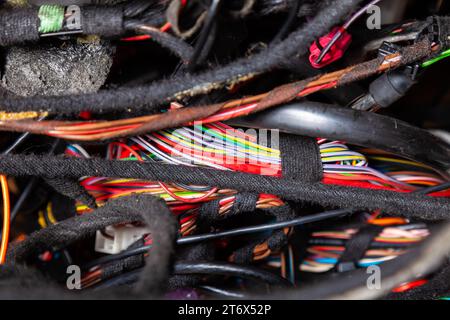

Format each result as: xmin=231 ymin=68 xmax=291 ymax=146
xmin=279 ymin=134 xmax=323 ymax=182
xmin=0 ymin=8 xmax=40 ymax=46
xmin=81 ymin=6 xmax=123 ymax=37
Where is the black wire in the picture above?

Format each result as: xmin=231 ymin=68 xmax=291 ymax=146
xmin=199 ymin=285 xmax=246 ymax=298
xmin=83 ymin=179 xmax=450 ymax=270
xmin=1 ymin=116 xmax=48 ymax=223
xmin=2 ymin=132 xmax=31 ymax=155
xmin=271 ymin=0 xmax=301 ymax=43
xmin=1 ymin=115 xmax=46 ymax=155
xmin=82 ymin=178 xmax=450 ymax=286
xmin=177 ymin=208 xmax=351 ymax=244
xmin=92 ymin=261 xmax=290 ymax=290
xmin=10 ymin=139 xmax=61 ymax=223
xmin=0 ymin=0 xmax=363 ymax=115
xmin=415 ymin=181 xmax=450 ymax=195
xmin=174 ymin=182 xmax=214 ymax=192
xmin=188 ymin=0 xmax=222 ymax=70
xmin=10 ymin=177 xmax=39 ymax=223
xmin=123 ymin=0 xmax=153 ymax=18
xmin=84 ymin=245 xmax=150 ymax=270
xmin=83 ymin=208 xmax=350 ymax=270
xmin=173 ymin=261 xmax=291 ymax=287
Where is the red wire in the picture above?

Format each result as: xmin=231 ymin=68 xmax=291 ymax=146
xmin=392 ymin=279 xmax=428 ymax=293
xmin=110 ymin=142 xmax=143 ymax=161
xmin=122 ymin=0 xmax=188 ymax=41
xmin=0 ymin=175 xmax=10 ymax=264
xmin=159 ymin=182 xmax=218 ymax=204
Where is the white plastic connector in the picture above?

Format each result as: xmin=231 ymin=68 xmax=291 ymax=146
xmin=95 ymin=225 xmax=150 ymax=254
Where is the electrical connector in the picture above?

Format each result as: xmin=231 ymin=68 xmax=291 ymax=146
xmin=309 ymin=27 xmax=352 ymax=69
xmin=351 ymin=68 xmax=417 ymax=111
xmin=95 ymin=225 xmax=150 ymax=254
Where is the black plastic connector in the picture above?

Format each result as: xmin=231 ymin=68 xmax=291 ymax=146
xmin=369 ymin=68 xmax=416 ymax=108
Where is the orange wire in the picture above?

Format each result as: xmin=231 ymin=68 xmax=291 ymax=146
xmin=0 ymin=175 xmax=10 ymax=264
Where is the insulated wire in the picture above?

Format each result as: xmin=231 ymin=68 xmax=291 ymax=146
xmin=315 ymin=0 xmax=382 ymax=64
xmin=1 ymin=40 xmax=434 ymax=141
xmin=0 ymin=175 xmax=10 ymax=264
xmin=83 ymin=208 xmax=351 ymax=270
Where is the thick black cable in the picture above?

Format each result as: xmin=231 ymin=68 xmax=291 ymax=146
xmin=0 ymin=153 xmax=448 ymax=220
xmin=229 ymin=101 xmax=450 ymax=172
xmin=173 ymin=261 xmax=291 ymax=288
xmin=0 ymin=0 xmax=363 ymax=114
xmin=188 ymin=0 xmax=222 ymax=70
xmin=90 ymin=262 xmax=290 ymax=290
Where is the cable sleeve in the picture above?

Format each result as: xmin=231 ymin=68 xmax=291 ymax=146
xmin=0 ymin=8 xmax=40 ymax=46
xmin=0 ymin=153 xmax=448 ymax=220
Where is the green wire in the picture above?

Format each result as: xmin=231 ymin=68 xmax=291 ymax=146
xmin=38 ymin=5 xmax=65 ymax=34
xmin=196 ymin=125 xmax=263 ymax=153
xmin=421 ymin=48 xmax=450 ymax=68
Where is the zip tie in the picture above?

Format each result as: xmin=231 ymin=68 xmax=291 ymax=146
xmin=38 ymin=5 xmax=65 ymax=34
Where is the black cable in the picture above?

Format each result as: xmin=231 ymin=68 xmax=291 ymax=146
xmin=229 ymin=101 xmax=450 ymax=172
xmin=84 ymin=245 xmax=150 ymax=270
xmin=272 ymin=222 xmax=450 ymax=300
xmin=2 ymin=130 xmax=35 ymax=222
xmin=1 ymin=115 xmax=46 ymax=155
xmin=2 ymin=132 xmax=31 ymax=155
xmin=271 ymin=0 xmax=301 ymax=43
xmin=415 ymin=181 xmax=450 ymax=195
xmin=1 ymin=115 xmax=47 ymax=222
xmin=10 ymin=178 xmax=39 ymax=223
xmin=174 ymin=183 xmax=214 ymax=192
xmin=177 ymin=208 xmax=350 ymax=244
xmin=83 ymin=179 xmax=448 ymax=270
xmin=0 ymin=153 xmax=448 ymax=220
xmin=9 ymin=139 xmax=61 ymax=224
xmin=173 ymin=261 xmax=291 ymax=288
xmin=199 ymin=285 xmax=247 ymax=298
xmin=0 ymin=0 xmax=363 ymax=114
xmin=92 ymin=261 xmax=290 ymax=290
xmin=123 ymin=0 xmax=153 ymax=18
xmin=188 ymin=0 xmax=222 ymax=70
xmin=83 ymin=208 xmax=350 ymax=270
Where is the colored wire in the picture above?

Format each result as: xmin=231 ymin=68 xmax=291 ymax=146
xmin=0 ymin=40 xmax=434 ymax=141
xmin=422 ymin=48 xmax=450 ymax=68
xmin=0 ymin=175 xmax=10 ymax=264
xmin=84 ymin=208 xmax=351 ymax=270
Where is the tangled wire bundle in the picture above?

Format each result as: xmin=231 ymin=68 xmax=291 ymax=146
xmin=0 ymin=0 xmax=449 ymax=301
